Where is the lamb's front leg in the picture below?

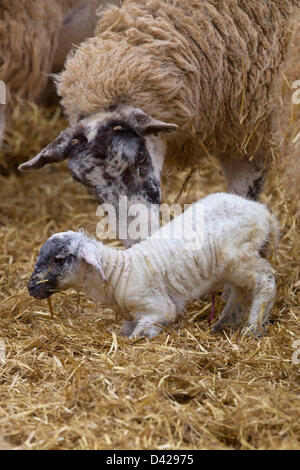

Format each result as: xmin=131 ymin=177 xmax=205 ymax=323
xmin=130 ymin=317 xmax=168 ymax=339
xmin=129 ymin=304 xmax=177 ymax=340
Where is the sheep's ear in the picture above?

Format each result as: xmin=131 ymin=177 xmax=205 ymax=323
xmin=18 ymin=127 xmax=77 ymax=172
xmin=80 ymin=243 xmax=106 ymax=283
xmin=128 ymin=110 xmax=178 ymax=137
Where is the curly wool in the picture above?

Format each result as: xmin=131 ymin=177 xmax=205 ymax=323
xmin=271 ymin=10 xmax=300 ymax=211
xmin=57 ymin=0 xmax=300 ymax=168
xmin=0 ymin=1 xmax=81 ymax=107
xmin=0 ymin=0 xmax=108 ymax=142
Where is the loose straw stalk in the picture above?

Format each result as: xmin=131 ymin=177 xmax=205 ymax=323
xmin=47 ymin=297 xmax=55 ymax=319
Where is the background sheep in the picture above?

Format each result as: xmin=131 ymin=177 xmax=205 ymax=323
xmin=28 ymin=193 xmax=279 ymax=339
xmin=271 ymin=9 xmax=300 ymax=215
xmin=19 ymin=0 xmax=300 ymax=247
xmin=0 ymin=0 xmax=121 ymax=146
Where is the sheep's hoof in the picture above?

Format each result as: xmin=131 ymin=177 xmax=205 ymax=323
xmin=211 ymin=319 xmax=238 ymax=334
xmin=121 ymin=320 xmax=137 ymax=337
xmin=211 ymin=321 xmax=225 ymax=334
xmin=130 ymin=324 xmax=163 ymax=340
xmin=242 ymin=323 xmax=268 ymax=339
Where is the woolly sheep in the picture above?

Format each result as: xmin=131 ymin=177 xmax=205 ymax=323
xmin=20 ymin=0 xmax=300 ymax=246
xmin=271 ymin=9 xmax=300 ymax=214
xmin=28 ymin=193 xmax=279 ymax=339
xmin=0 ymin=0 xmax=121 ymax=146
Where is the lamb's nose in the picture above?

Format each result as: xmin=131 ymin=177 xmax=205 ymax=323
xmin=27 ymin=272 xmax=48 ymax=297
xmin=28 ymin=279 xmax=51 ymax=299
xmin=28 ymin=275 xmax=39 ymax=294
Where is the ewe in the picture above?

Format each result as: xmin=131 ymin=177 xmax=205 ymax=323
xmin=20 ymin=0 xmax=300 ymax=243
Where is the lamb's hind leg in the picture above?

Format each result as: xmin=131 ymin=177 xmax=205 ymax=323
xmin=218 ymin=155 xmax=269 ymax=322
xmin=243 ymin=260 xmax=276 ymax=337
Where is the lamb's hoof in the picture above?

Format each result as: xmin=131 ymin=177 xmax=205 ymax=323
xmin=211 ymin=321 xmax=225 ymax=334
xmin=129 ymin=324 xmax=163 ymax=340
xmin=121 ymin=320 xmax=137 ymax=337
xmin=242 ymin=323 xmax=268 ymax=339
xmin=211 ymin=319 xmax=239 ymax=334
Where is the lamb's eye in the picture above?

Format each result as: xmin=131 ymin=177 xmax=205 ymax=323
xmin=54 ymin=256 xmax=66 ymax=264
xmin=112 ymin=125 xmax=123 ymax=131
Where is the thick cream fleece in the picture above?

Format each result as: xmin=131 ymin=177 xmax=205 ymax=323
xmin=58 ymin=0 xmax=300 ymax=168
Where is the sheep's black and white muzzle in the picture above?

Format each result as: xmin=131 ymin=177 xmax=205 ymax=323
xmin=19 ymin=107 xmax=178 ymax=247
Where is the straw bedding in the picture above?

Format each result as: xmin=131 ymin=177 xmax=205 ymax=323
xmin=0 ymin=104 xmax=299 ymax=450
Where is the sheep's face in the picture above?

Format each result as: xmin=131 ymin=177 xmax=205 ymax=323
xmin=28 ymin=232 xmax=82 ymax=299
xmin=28 ymin=232 xmax=106 ymax=300
xmin=68 ymin=116 xmax=162 ymax=208
xmin=19 ymin=107 xmax=178 ymax=247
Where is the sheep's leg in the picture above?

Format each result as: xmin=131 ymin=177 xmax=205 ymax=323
xmin=130 ymin=308 xmax=177 ymax=340
xmin=121 ymin=320 xmax=137 ymax=337
xmin=243 ymin=261 xmax=276 ymax=337
xmin=130 ymin=321 xmax=167 ymax=339
xmin=221 ymin=286 xmax=231 ymax=302
xmin=217 ymin=154 xmax=269 ymax=324
xmin=221 ymin=284 xmax=249 ymax=328
xmin=211 ymin=286 xmax=244 ymax=333
xmin=218 ymin=155 xmax=268 ymax=201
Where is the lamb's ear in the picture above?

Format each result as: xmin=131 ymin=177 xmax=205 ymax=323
xmin=80 ymin=243 xmax=106 ymax=283
xmin=18 ymin=127 xmax=77 ymax=172
xmin=128 ymin=110 xmax=178 ymax=137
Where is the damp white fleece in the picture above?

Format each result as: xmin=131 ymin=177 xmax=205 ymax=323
xmin=36 ymin=193 xmax=278 ymax=338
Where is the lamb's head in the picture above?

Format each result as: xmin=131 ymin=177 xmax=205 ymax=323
xmin=28 ymin=231 xmax=106 ymax=299
xmin=19 ymin=107 xmax=178 ymax=247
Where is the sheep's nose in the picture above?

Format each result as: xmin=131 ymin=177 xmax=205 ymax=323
xmin=28 ymin=275 xmax=38 ymax=292
xmin=27 ymin=272 xmax=51 ymax=299
xmin=28 ymin=274 xmax=40 ymax=294
xmin=28 ymin=271 xmax=42 ymax=286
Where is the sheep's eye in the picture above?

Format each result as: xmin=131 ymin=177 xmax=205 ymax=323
xmin=139 ymin=166 xmax=148 ymax=177
xmin=54 ymin=256 xmax=66 ymax=264
xmin=112 ymin=125 xmax=123 ymax=131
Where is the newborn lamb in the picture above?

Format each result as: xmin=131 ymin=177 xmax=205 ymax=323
xmin=28 ymin=193 xmax=279 ymax=338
